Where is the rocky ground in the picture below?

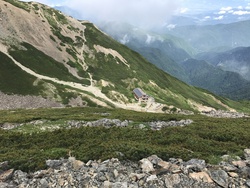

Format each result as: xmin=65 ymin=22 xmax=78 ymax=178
xmin=0 ymin=118 xmax=194 ymax=131
xmin=0 ymin=149 xmax=250 ymax=188
xmin=0 ymin=92 xmax=63 ymax=110
xmin=201 ymin=110 xmax=249 ymax=118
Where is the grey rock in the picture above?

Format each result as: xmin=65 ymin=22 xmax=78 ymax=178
xmin=246 ymin=180 xmax=250 ymax=188
xmin=0 ymin=161 xmax=8 ymax=171
xmin=139 ymin=158 xmax=154 ymax=173
xmin=2 ymin=148 xmax=250 ymax=188
xmin=0 ymin=169 xmax=14 ymax=182
xmin=185 ymin=159 xmax=206 ymax=172
xmin=210 ymin=170 xmax=228 ymax=188
xmin=39 ymin=178 xmax=48 ymax=188
xmin=239 ymin=166 xmax=250 ymax=179
xmin=113 ymin=182 xmax=127 ymax=188
xmin=46 ymin=159 xmax=63 ymax=169
xmin=244 ymin=149 xmax=250 ymax=160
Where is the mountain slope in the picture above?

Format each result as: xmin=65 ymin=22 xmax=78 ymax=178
xmin=181 ymin=59 xmax=250 ymax=100
xmin=196 ymin=47 xmax=250 ymax=81
xmin=0 ymin=0 xmax=245 ymax=112
xmin=99 ymin=22 xmax=193 ymax=82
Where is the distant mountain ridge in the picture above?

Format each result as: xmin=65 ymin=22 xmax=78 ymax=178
xmin=197 ymin=46 xmax=250 ymax=81
xmin=180 ymin=59 xmax=250 ymax=100
xmin=165 ymin=20 xmax=250 ymax=53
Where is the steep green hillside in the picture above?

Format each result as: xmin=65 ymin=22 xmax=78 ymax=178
xmin=0 ymin=51 xmax=43 ymax=95
xmin=99 ymin=22 xmax=194 ymax=81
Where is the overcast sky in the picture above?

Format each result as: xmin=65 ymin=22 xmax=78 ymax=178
xmin=22 ymin=0 xmax=250 ymax=27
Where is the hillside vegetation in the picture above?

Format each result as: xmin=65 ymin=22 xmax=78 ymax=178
xmin=0 ymin=107 xmax=249 ymax=172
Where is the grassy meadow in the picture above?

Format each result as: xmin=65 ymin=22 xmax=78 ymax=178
xmin=0 ymin=107 xmax=249 ymax=172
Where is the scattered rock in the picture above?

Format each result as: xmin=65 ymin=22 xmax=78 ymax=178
xmin=0 ymin=92 xmax=63 ymax=110
xmin=139 ymin=158 xmax=154 ymax=173
xmin=244 ymin=149 xmax=250 ymax=160
xmin=0 ymin=169 xmax=14 ymax=182
xmin=1 ymin=149 xmax=250 ymax=187
xmin=209 ymin=170 xmax=228 ymax=188
xmin=201 ymin=110 xmax=249 ymax=118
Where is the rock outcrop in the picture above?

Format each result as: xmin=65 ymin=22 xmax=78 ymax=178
xmin=0 ymin=118 xmax=193 ymax=131
xmin=1 ymin=149 xmax=250 ymax=187
xmin=0 ymin=92 xmax=63 ymax=110
xmin=201 ymin=110 xmax=248 ymax=118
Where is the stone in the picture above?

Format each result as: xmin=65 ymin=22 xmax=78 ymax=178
xmin=0 ymin=161 xmax=8 ymax=171
xmin=0 ymin=182 xmax=9 ymax=188
xmin=69 ymin=157 xmax=84 ymax=170
xmin=232 ymin=160 xmax=246 ymax=168
xmin=246 ymin=180 xmax=250 ymax=188
xmin=139 ymin=158 xmax=154 ymax=173
xmin=210 ymin=170 xmax=228 ymax=188
xmin=220 ymin=162 xmax=238 ymax=172
xmin=158 ymin=160 xmax=171 ymax=169
xmin=185 ymin=159 xmax=206 ymax=172
xmin=104 ymin=180 xmax=113 ymax=188
xmin=46 ymin=159 xmax=62 ymax=169
xmin=40 ymin=178 xmax=48 ymax=188
xmin=244 ymin=149 xmax=250 ymax=160
xmin=146 ymin=175 xmax=158 ymax=182
xmin=2 ymin=149 xmax=250 ymax=188
xmin=113 ymin=182 xmax=127 ymax=188
xmin=189 ymin=172 xmax=213 ymax=183
xmin=129 ymin=173 xmax=146 ymax=181
xmin=228 ymin=172 xmax=239 ymax=178
xmin=147 ymin=155 xmax=163 ymax=166
xmin=239 ymin=166 xmax=250 ymax=179
xmin=164 ymin=174 xmax=181 ymax=188
xmin=0 ymin=169 xmax=14 ymax=182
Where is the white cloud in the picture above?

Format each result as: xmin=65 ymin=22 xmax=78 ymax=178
xmin=238 ymin=6 xmax=243 ymax=9
xmin=233 ymin=10 xmax=250 ymax=15
xmin=62 ymin=0 xmax=179 ymax=29
xmin=179 ymin=7 xmax=189 ymax=13
xmin=218 ymin=10 xmax=226 ymax=14
xmin=166 ymin=24 xmax=176 ymax=30
xmin=21 ymin=0 xmax=63 ymax=7
xmin=220 ymin=7 xmax=233 ymax=11
xmin=214 ymin=15 xmax=224 ymax=20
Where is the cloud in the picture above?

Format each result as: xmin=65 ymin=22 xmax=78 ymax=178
xmin=166 ymin=24 xmax=176 ymax=30
xmin=220 ymin=6 xmax=233 ymax=11
xmin=61 ymin=0 xmax=179 ymax=28
xmin=214 ymin=15 xmax=224 ymax=20
xmin=179 ymin=7 xmax=189 ymax=13
xmin=22 ymin=0 xmax=64 ymax=7
xmin=233 ymin=10 xmax=250 ymax=15
xmin=216 ymin=6 xmax=233 ymax=15
xmin=218 ymin=10 xmax=226 ymax=14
